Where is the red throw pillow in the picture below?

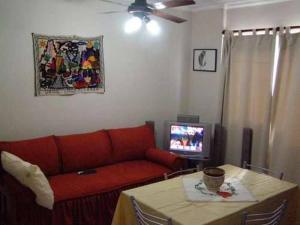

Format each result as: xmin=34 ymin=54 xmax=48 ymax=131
xmin=55 ymin=130 xmax=113 ymax=173
xmin=108 ymin=125 xmax=156 ymax=162
xmin=145 ymin=148 xmax=185 ymax=170
xmin=0 ymin=136 xmax=60 ymax=176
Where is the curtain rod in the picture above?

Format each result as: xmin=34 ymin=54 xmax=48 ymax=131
xmin=222 ymin=26 xmax=300 ymax=34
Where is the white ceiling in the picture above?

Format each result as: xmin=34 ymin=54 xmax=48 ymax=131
xmin=95 ymin=0 xmax=295 ymax=12
xmin=148 ymin=0 xmax=295 ymax=11
xmin=195 ymin=0 xmax=293 ymax=10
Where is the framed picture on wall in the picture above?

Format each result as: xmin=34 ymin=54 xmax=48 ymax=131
xmin=193 ymin=49 xmax=217 ymax=72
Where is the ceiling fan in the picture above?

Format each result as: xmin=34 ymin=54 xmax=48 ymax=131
xmin=99 ymin=0 xmax=196 ymax=23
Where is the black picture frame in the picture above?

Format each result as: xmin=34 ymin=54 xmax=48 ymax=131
xmin=193 ymin=49 xmax=217 ymax=72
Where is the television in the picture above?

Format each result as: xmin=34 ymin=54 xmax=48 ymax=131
xmin=165 ymin=121 xmax=212 ymax=159
xmin=177 ymin=114 xmax=199 ymax=123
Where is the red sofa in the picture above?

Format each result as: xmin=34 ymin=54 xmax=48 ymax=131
xmin=0 ymin=124 xmax=184 ymax=225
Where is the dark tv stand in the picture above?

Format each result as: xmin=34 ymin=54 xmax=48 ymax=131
xmin=176 ymin=154 xmax=211 ymax=170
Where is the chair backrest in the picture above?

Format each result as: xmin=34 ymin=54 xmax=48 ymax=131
xmin=243 ymin=161 xmax=284 ymax=180
xmin=130 ymin=196 xmax=172 ymax=225
xmin=241 ymin=200 xmax=287 ymax=225
xmin=164 ymin=166 xmax=200 ymax=180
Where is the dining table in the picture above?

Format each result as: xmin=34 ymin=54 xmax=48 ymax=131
xmin=111 ymin=164 xmax=298 ymax=225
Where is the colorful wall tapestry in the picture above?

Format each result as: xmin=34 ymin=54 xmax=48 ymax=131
xmin=32 ymin=34 xmax=105 ymax=96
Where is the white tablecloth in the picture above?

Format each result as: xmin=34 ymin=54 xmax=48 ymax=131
xmin=182 ymin=177 xmax=256 ymax=202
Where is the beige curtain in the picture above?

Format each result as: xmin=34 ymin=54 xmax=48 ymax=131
xmin=222 ymin=31 xmax=276 ymax=167
xmin=269 ymin=30 xmax=300 ymax=184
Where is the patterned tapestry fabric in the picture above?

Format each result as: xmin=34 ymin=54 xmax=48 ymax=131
xmin=32 ymin=34 xmax=105 ymax=96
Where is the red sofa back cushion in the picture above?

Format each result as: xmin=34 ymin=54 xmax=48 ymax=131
xmin=108 ymin=125 xmax=156 ymax=162
xmin=55 ymin=130 xmax=113 ymax=173
xmin=0 ymin=136 xmax=60 ymax=176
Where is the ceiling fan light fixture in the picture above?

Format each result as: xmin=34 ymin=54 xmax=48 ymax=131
xmin=154 ymin=2 xmax=166 ymax=9
xmin=143 ymin=15 xmax=150 ymax=23
xmin=124 ymin=16 xmax=142 ymax=34
xmin=146 ymin=20 xmax=160 ymax=35
xmin=99 ymin=0 xmax=193 ymax=24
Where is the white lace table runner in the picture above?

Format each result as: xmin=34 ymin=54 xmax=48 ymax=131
xmin=182 ymin=177 xmax=257 ymax=202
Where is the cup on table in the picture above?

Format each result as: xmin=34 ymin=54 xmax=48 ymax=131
xmin=203 ymin=167 xmax=225 ymax=192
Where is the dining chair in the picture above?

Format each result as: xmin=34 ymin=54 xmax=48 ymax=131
xmin=241 ymin=199 xmax=287 ymax=225
xmin=242 ymin=161 xmax=284 ymax=180
xmin=164 ymin=165 xmax=200 ymax=180
xmin=130 ymin=196 xmax=173 ymax=225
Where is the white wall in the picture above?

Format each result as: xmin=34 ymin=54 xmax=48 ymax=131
xmin=0 ymin=0 xmax=191 ymax=146
xmin=2 ymin=0 xmax=299 ymax=150
xmin=226 ymin=0 xmax=300 ymax=29
xmin=184 ymin=9 xmax=224 ymax=125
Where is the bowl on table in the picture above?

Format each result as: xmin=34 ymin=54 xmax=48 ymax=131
xmin=203 ymin=167 xmax=225 ymax=192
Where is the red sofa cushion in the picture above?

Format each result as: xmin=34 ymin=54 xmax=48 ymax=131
xmin=55 ymin=130 xmax=113 ymax=173
xmin=49 ymin=160 xmax=170 ymax=202
xmin=108 ymin=125 xmax=156 ymax=162
xmin=145 ymin=148 xmax=185 ymax=170
xmin=0 ymin=136 xmax=60 ymax=176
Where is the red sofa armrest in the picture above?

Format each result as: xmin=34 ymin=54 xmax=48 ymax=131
xmin=1 ymin=173 xmax=36 ymax=204
xmin=145 ymin=148 xmax=185 ymax=170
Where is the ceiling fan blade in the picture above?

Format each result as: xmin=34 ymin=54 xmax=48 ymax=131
xmin=153 ymin=0 xmax=195 ymax=9
xmin=98 ymin=0 xmax=128 ymax=7
xmin=152 ymin=10 xmax=187 ymax=23
xmin=98 ymin=10 xmax=127 ymax=14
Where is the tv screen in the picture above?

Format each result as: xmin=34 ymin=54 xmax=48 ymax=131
xmin=165 ymin=122 xmax=211 ymax=159
xmin=170 ymin=125 xmax=204 ymax=152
